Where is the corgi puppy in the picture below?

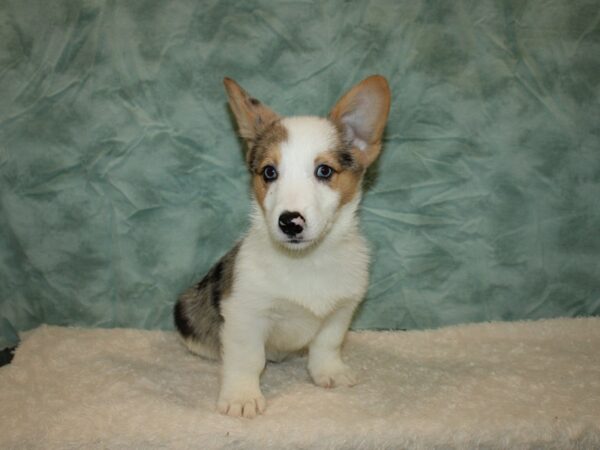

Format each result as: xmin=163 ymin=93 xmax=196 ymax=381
xmin=174 ymin=75 xmax=391 ymax=418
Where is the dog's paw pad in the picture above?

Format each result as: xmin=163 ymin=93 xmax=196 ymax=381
xmin=217 ymin=393 xmax=266 ymax=419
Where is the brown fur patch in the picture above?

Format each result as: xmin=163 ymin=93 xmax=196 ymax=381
xmin=315 ymin=147 xmax=364 ymax=206
xmin=223 ymin=77 xmax=280 ymax=142
xmin=334 ymin=170 xmax=364 ymax=205
xmin=328 ymin=75 xmax=391 ymax=168
xmin=247 ymin=120 xmax=287 ymax=172
xmin=314 ymin=123 xmax=366 ymax=206
xmin=249 ymin=122 xmax=286 ymax=210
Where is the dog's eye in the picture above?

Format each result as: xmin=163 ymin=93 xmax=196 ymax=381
xmin=262 ymin=165 xmax=278 ymax=182
xmin=315 ymin=164 xmax=334 ymax=180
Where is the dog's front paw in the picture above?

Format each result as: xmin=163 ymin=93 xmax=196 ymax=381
xmin=309 ymin=361 xmax=357 ymax=388
xmin=217 ymin=390 xmax=266 ymax=419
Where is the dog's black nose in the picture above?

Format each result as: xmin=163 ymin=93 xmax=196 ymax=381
xmin=278 ymin=211 xmax=305 ymax=236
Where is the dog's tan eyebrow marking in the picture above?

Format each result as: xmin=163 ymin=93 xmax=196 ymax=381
xmin=246 ymin=120 xmax=288 ymax=173
xmin=313 ymin=149 xmax=363 ymax=206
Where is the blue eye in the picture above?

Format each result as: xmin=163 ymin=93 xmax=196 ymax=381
xmin=262 ymin=165 xmax=278 ymax=182
xmin=315 ymin=164 xmax=334 ymax=180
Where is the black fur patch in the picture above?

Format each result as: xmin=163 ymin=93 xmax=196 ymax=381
xmin=196 ymin=276 xmax=209 ymax=292
xmin=173 ymin=243 xmax=241 ymax=355
xmin=337 ymin=150 xmax=356 ymax=169
xmin=211 ymin=261 xmax=224 ymax=310
xmin=0 ymin=347 xmax=15 ymax=367
xmin=174 ymin=301 xmax=195 ymax=338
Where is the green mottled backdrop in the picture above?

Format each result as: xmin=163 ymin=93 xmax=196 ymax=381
xmin=1 ymin=0 xmax=599 ymax=348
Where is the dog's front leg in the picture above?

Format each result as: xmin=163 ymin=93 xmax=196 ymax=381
xmin=308 ymin=300 xmax=359 ymax=388
xmin=217 ymin=308 xmax=268 ymax=418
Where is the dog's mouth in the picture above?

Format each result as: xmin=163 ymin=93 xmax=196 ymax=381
xmin=281 ymin=236 xmax=314 ymax=250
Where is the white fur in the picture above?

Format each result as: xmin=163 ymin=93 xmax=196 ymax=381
xmin=216 ymin=117 xmax=370 ymax=418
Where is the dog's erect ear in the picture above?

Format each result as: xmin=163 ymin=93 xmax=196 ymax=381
xmin=329 ymin=75 xmax=391 ymax=168
xmin=223 ymin=78 xmax=280 ymax=143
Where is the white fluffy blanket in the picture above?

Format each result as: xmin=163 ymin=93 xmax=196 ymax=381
xmin=1 ymin=318 xmax=599 ymax=449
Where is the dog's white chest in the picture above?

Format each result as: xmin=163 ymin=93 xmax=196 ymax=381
xmin=238 ymin=230 xmax=370 ymax=318
xmin=273 ymin=259 xmax=364 ymax=316
xmin=265 ymin=300 xmax=321 ymax=353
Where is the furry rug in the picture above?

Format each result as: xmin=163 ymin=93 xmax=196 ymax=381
xmin=1 ymin=318 xmax=599 ymax=449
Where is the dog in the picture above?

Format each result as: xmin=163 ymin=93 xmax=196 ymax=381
xmin=174 ymin=75 xmax=391 ymax=418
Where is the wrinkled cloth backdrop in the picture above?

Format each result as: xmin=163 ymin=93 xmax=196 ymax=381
xmin=0 ymin=0 xmax=599 ymax=348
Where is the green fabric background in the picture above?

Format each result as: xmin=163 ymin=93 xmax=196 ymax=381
xmin=1 ymin=0 xmax=599 ymax=349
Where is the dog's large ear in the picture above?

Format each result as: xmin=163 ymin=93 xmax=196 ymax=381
xmin=329 ymin=75 xmax=391 ymax=168
xmin=223 ymin=78 xmax=280 ymax=143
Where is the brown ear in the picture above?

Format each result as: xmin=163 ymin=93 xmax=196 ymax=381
xmin=223 ymin=77 xmax=280 ymax=143
xmin=329 ymin=75 xmax=391 ymax=167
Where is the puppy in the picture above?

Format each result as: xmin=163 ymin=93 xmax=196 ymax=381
xmin=174 ymin=75 xmax=391 ymax=418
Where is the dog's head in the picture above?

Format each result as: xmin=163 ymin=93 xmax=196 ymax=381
xmin=224 ymin=76 xmax=390 ymax=251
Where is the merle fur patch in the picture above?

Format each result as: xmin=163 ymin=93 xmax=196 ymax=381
xmin=331 ymin=121 xmax=361 ymax=172
xmin=174 ymin=243 xmax=240 ymax=355
xmin=246 ymin=120 xmax=287 ymax=173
